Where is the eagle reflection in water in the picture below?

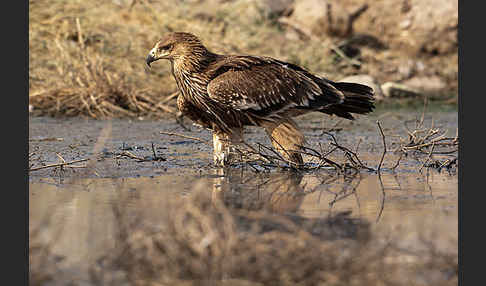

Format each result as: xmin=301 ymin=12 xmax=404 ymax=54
xmin=211 ymin=168 xmax=306 ymax=214
xmin=209 ymin=168 xmax=370 ymax=241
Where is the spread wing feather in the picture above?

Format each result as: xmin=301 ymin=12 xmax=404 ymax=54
xmin=206 ymin=56 xmax=344 ymax=116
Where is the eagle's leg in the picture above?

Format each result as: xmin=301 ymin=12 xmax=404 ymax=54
xmin=212 ymin=128 xmax=244 ymax=166
xmin=263 ymin=118 xmax=305 ymax=167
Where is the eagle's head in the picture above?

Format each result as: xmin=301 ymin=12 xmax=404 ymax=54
xmin=146 ymin=32 xmax=209 ymax=68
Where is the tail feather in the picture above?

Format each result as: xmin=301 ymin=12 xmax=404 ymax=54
xmin=318 ymin=81 xmax=375 ymax=120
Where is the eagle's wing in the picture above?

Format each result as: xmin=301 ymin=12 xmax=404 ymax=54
xmin=206 ymin=56 xmax=345 ymax=115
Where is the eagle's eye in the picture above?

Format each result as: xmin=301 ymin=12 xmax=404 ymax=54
xmin=158 ymin=44 xmax=172 ymax=52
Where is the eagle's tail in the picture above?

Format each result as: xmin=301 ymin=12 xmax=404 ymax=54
xmin=319 ymin=81 xmax=375 ymax=120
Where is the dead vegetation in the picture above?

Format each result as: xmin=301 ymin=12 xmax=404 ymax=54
xmin=29 ymin=40 xmax=178 ymax=118
xmin=159 ymin=120 xmax=387 ymax=174
xmin=156 ymin=103 xmax=457 ymax=176
xmin=29 ymin=111 xmax=457 ymax=177
xmin=29 ymin=0 xmax=179 ymax=118
xmin=390 ymin=100 xmax=458 ymax=173
xmin=29 ymin=0 xmax=457 ymax=118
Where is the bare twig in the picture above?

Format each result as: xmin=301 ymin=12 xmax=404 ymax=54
xmin=419 ymin=142 xmax=436 ymax=173
xmin=29 ymin=137 xmax=64 ymax=142
xmin=115 ymin=151 xmax=146 ymax=161
xmin=151 ymin=142 xmax=160 ymax=160
xmin=298 ymin=145 xmax=343 ymax=170
xmin=390 ymin=152 xmax=403 ymax=172
xmin=376 ymin=121 xmax=387 ymax=172
xmin=322 ymin=131 xmax=374 ymax=171
xmin=29 ymin=158 xmax=89 ymax=172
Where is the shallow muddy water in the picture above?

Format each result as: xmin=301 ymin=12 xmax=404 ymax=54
xmin=29 ymin=107 xmax=458 ymax=285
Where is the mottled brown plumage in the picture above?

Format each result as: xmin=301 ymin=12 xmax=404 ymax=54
xmin=147 ymin=32 xmax=374 ymax=166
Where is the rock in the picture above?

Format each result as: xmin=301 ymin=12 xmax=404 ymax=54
xmin=381 ymin=82 xmax=421 ymax=98
xmin=347 ymin=0 xmax=457 ymax=55
xmin=281 ymin=0 xmax=368 ymax=38
xmin=112 ymin=0 xmax=131 ymax=6
xmin=339 ymin=75 xmax=384 ymax=101
xmin=253 ymin=0 xmax=294 ymax=19
xmin=362 ymin=0 xmax=457 ymax=55
xmin=401 ymin=76 xmax=447 ymax=94
xmin=397 ymin=59 xmax=416 ymax=79
xmin=405 ymin=0 xmax=458 ymax=55
xmin=399 ymin=19 xmax=412 ymax=30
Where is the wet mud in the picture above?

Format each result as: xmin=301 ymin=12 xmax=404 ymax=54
xmin=29 ymin=108 xmax=457 ymax=179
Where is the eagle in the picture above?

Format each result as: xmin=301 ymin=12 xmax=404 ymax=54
xmin=146 ymin=32 xmax=374 ymax=167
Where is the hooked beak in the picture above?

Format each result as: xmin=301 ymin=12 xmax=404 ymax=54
xmin=146 ymin=47 xmax=158 ymax=68
xmin=146 ymin=54 xmax=155 ymax=68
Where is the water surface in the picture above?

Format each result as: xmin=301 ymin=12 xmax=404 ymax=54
xmin=29 ymin=108 xmax=458 ymax=284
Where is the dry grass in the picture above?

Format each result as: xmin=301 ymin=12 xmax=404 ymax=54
xmin=29 ymin=0 xmax=343 ymax=118
xmin=29 ymin=0 xmax=457 ymax=118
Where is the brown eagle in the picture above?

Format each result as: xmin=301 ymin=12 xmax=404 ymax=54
xmin=146 ymin=32 xmax=374 ymax=166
